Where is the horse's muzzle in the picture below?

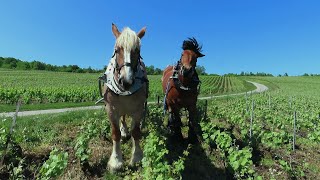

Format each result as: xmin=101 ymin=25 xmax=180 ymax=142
xmin=182 ymin=67 xmax=194 ymax=78
xmin=119 ymin=77 xmax=134 ymax=90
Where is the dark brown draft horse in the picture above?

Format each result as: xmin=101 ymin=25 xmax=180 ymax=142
xmin=103 ymin=23 xmax=148 ymax=172
xmin=162 ymin=37 xmax=205 ymax=142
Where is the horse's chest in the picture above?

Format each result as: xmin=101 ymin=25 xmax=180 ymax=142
xmin=168 ymin=88 xmax=197 ymax=107
xmin=105 ymin=88 xmax=146 ymax=114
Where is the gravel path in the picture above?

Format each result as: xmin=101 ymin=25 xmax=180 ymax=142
xmin=0 ymin=81 xmax=268 ymax=118
xmin=198 ymin=81 xmax=268 ymax=100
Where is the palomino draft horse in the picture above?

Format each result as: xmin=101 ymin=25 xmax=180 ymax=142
xmin=103 ymin=23 xmax=148 ymax=172
xmin=162 ymin=37 xmax=205 ymax=142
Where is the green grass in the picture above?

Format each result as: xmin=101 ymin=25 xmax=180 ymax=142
xmin=2 ymin=109 xmax=105 ymax=151
xmin=245 ymin=76 xmax=320 ymax=97
xmin=0 ymin=109 xmax=111 ymax=179
xmin=0 ymin=101 xmax=97 ymax=113
xmin=2 ymin=75 xmax=320 ymax=179
xmin=200 ymin=75 xmax=256 ymax=96
xmin=241 ymin=76 xmax=280 ymax=91
xmin=0 ymin=69 xmax=256 ymax=112
xmin=2 ymin=77 xmax=320 ymax=179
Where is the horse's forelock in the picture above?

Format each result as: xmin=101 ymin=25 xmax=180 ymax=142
xmin=116 ymin=27 xmax=141 ymax=52
xmin=182 ymin=37 xmax=204 ymax=57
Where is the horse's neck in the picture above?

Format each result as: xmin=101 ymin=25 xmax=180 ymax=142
xmin=178 ymin=74 xmax=190 ymax=85
xmin=179 ymin=69 xmax=199 ymax=88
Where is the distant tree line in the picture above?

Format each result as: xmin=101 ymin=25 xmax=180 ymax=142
xmin=0 ymin=57 xmax=102 ymax=73
xmin=145 ymin=65 xmax=162 ymax=75
xmin=277 ymin=73 xmax=320 ymax=77
xmin=0 ymin=57 xmax=165 ymax=75
xmin=228 ymin=72 xmax=320 ymax=77
xmin=224 ymin=72 xmax=274 ymax=76
xmin=195 ymin=66 xmax=207 ymax=75
xmin=301 ymin=73 xmax=320 ymax=76
xmin=5 ymin=57 xmax=316 ymax=76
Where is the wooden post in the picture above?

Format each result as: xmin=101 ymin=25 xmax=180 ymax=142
xmin=250 ymin=100 xmax=254 ymax=141
xmin=245 ymin=92 xmax=249 ymax=113
xmin=204 ymin=100 xmax=208 ymax=121
xmin=268 ymin=93 xmax=271 ymax=109
xmin=0 ymin=100 xmax=22 ymax=167
xmin=293 ymin=111 xmax=297 ymax=151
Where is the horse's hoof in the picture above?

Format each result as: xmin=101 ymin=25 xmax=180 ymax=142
xmin=108 ymin=156 xmax=124 ymax=173
xmin=130 ymin=149 xmax=143 ymax=166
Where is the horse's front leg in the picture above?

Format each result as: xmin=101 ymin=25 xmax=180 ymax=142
xmin=107 ymin=110 xmax=124 ymax=172
xmin=168 ymin=108 xmax=183 ymax=140
xmin=120 ymin=115 xmax=131 ymax=141
xmin=188 ymin=106 xmax=202 ymax=143
xmin=130 ymin=112 xmax=143 ymax=165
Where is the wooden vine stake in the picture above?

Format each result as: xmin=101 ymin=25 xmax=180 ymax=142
xmin=250 ymin=99 xmax=254 ymax=142
xmin=204 ymin=100 xmax=208 ymax=121
xmin=0 ymin=99 xmax=22 ymax=168
xmin=245 ymin=92 xmax=249 ymax=113
xmin=268 ymin=93 xmax=271 ymax=109
xmin=292 ymin=111 xmax=297 ymax=151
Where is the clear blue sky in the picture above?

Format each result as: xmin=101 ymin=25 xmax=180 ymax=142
xmin=1 ymin=0 xmax=320 ymax=75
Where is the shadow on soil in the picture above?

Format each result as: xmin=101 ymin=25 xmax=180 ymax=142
xmin=81 ymin=157 xmax=108 ymax=178
xmin=165 ymin=101 xmax=230 ymax=180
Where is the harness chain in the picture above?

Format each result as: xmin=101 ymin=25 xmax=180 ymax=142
xmin=105 ymin=53 xmax=148 ymax=96
xmin=163 ymin=62 xmax=201 ymax=111
xmin=171 ymin=62 xmax=201 ymax=92
xmin=97 ymin=53 xmax=149 ymax=104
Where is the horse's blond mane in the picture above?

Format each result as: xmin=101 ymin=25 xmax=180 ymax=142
xmin=116 ymin=27 xmax=141 ymax=51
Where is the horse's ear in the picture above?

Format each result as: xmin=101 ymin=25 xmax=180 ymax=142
xmin=112 ymin=23 xmax=120 ymax=38
xmin=137 ymin=27 xmax=146 ymax=39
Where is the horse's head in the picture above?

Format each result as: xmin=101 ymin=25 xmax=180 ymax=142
xmin=180 ymin=37 xmax=205 ymax=78
xmin=112 ymin=23 xmax=146 ymax=90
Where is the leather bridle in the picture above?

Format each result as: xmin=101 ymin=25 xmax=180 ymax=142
xmin=112 ymin=50 xmax=142 ymax=74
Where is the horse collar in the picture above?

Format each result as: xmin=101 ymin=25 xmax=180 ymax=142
xmin=171 ymin=62 xmax=201 ymax=92
xmin=104 ymin=56 xmax=147 ymax=96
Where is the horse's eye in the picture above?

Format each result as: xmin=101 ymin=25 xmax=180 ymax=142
xmin=115 ymin=48 xmax=120 ymax=53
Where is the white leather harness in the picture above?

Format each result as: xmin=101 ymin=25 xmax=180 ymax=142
xmin=104 ymin=56 xmax=147 ymax=96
